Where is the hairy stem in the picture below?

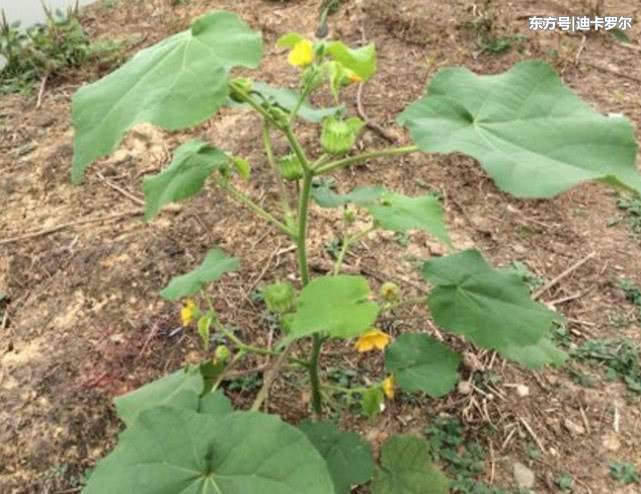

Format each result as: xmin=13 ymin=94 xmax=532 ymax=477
xmin=262 ymin=122 xmax=293 ymax=221
xmin=333 ymin=225 xmax=376 ymax=275
xmin=314 ymin=145 xmax=419 ymax=175
xmin=217 ymin=179 xmax=295 ymax=238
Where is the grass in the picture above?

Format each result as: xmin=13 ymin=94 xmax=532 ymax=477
xmin=620 ymin=278 xmax=641 ymax=321
xmin=617 ymin=195 xmax=641 ymax=241
xmin=425 ymin=417 xmax=531 ymax=494
xmin=0 ymin=7 xmax=124 ymax=94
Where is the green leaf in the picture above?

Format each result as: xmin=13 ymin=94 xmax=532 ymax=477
xmin=311 ymin=183 xmax=385 ymax=208
xmin=250 ymin=81 xmax=343 ymax=123
xmin=385 ymin=333 xmax=461 ymax=397
xmin=299 ymin=421 xmax=374 ymax=493
xmin=84 ymin=407 xmax=335 ymax=494
xmin=372 ymin=435 xmax=450 ymax=494
xmin=500 ymin=337 xmax=568 ymax=369
xmin=422 ymin=250 xmax=558 ymax=351
xmin=366 ymin=192 xmax=450 ymax=245
xmin=142 ymin=140 xmax=228 ymax=220
xmin=72 ymin=11 xmax=262 ymax=182
xmin=276 ymin=32 xmax=304 ymax=48
xmin=326 ymin=41 xmax=376 ymax=81
xmin=114 ymin=367 xmax=232 ymax=427
xmin=283 ymin=275 xmax=379 ymax=343
xmin=398 ymin=60 xmax=641 ymax=198
xmin=160 ymin=248 xmax=239 ymax=301
xmin=362 ymin=386 xmax=384 ymax=419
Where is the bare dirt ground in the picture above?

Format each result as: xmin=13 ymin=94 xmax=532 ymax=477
xmin=1 ymin=0 xmax=641 ymax=492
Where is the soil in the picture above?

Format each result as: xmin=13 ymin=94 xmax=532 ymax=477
xmin=1 ymin=0 xmax=641 ymax=492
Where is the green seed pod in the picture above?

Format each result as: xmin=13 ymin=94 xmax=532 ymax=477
xmin=320 ymin=116 xmax=364 ymax=155
xmin=263 ymin=282 xmax=296 ymax=314
xmin=379 ymin=282 xmax=401 ymax=303
xmin=229 ymin=77 xmax=253 ymax=102
xmin=215 ymin=345 xmax=231 ymax=363
xmin=278 ymin=153 xmax=304 ymax=181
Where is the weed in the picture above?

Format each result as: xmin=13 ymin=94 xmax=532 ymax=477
xmin=504 ymin=261 xmax=544 ymax=292
xmin=617 ymin=195 xmax=641 ymax=240
xmin=555 ymin=473 xmax=574 ymax=491
xmin=572 ymin=339 xmax=641 ymax=393
xmin=609 ymin=461 xmax=640 ymax=484
xmin=620 ymin=278 xmax=641 ymax=321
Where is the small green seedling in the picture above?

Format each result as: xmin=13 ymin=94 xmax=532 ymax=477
xmin=68 ymin=9 xmax=641 ymax=493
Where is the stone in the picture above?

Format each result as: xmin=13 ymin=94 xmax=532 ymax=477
xmin=513 ymin=462 xmax=535 ymax=489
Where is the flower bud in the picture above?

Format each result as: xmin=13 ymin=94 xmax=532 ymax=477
xmin=215 ymin=345 xmax=231 ymax=363
xmin=379 ymin=282 xmax=401 ymax=303
xmin=263 ymin=282 xmax=296 ymax=314
xmin=320 ymin=116 xmax=364 ymax=155
xmin=278 ymin=153 xmax=304 ymax=181
xmin=229 ymin=77 xmax=253 ymax=102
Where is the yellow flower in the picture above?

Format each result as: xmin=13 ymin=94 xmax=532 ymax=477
xmin=347 ymin=72 xmax=362 ymax=83
xmin=288 ymin=40 xmax=314 ymax=68
xmin=382 ymin=375 xmax=395 ymax=399
xmin=355 ymin=329 xmax=391 ymax=352
xmin=180 ymin=299 xmax=198 ymax=327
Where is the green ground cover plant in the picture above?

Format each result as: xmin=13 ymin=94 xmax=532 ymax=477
xmin=69 ymin=10 xmax=641 ymax=493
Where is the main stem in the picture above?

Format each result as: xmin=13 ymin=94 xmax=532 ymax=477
xmin=296 ymin=170 xmax=323 ymax=418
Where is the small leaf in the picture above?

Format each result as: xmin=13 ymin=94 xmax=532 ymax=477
xmin=398 ymin=60 xmax=641 ymax=198
xmin=249 ymin=81 xmax=343 ymax=123
xmin=232 ymin=156 xmax=251 ymax=180
xmin=311 ymin=183 xmax=385 ymax=208
xmin=372 ymin=435 xmax=450 ymax=494
xmin=500 ymin=337 xmax=568 ymax=369
xmin=362 ymin=386 xmax=384 ymax=419
xmin=72 ymin=11 xmax=262 ymax=182
xmin=385 ymin=333 xmax=461 ymax=397
xmin=277 ymin=32 xmax=305 ymax=48
xmin=283 ymin=275 xmax=379 ymax=343
xmin=114 ymin=367 xmax=231 ymax=427
xmin=143 ymin=140 xmax=228 ymax=220
xmin=84 ymin=408 xmax=336 ymax=494
xmin=326 ymin=41 xmax=376 ymax=81
xmin=200 ymin=359 xmax=226 ymax=395
xmin=160 ymin=248 xmax=239 ymax=301
xmin=366 ymin=192 xmax=450 ymax=245
xmin=299 ymin=421 xmax=374 ymax=493
xmin=422 ymin=250 xmax=558 ymax=351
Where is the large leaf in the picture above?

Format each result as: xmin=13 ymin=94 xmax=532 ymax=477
xmin=422 ymin=250 xmax=558 ymax=350
xmin=326 ymin=42 xmax=377 ymax=81
xmin=311 ymin=185 xmax=449 ymax=244
xmin=114 ymin=367 xmax=232 ymax=427
xmin=283 ymin=275 xmax=379 ymax=343
xmin=398 ymin=60 xmax=641 ymax=198
xmin=84 ymin=407 xmax=335 ymax=494
xmin=311 ymin=183 xmax=385 ymax=208
xmin=143 ymin=140 xmax=229 ymax=220
xmin=501 ymin=337 xmax=568 ymax=369
xmin=299 ymin=421 xmax=374 ymax=493
xmin=385 ymin=333 xmax=461 ymax=397
xmin=367 ymin=192 xmax=450 ymax=245
xmin=371 ymin=435 xmax=450 ymax=494
xmin=72 ymin=11 xmax=262 ymax=182
xmin=160 ymin=248 xmax=240 ymax=301
xmin=251 ymin=81 xmax=343 ymax=123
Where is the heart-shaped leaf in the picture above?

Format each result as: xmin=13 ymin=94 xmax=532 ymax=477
xmin=367 ymin=192 xmax=450 ymax=245
xmin=72 ymin=11 xmax=262 ymax=182
xmin=250 ymin=81 xmax=344 ymax=123
xmin=84 ymin=407 xmax=335 ymax=494
xmin=398 ymin=60 xmax=641 ymax=198
xmin=422 ymin=250 xmax=558 ymax=350
xmin=371 ymin=435 xmax=450 ymax=494
xmin=299 ymin=421 xmax=374 ymax=493
xmin=311 ymin=183 xmax=385 ymax=208
xmin=114 ymin=367 xmax=232 ymax=427
xmin=160 ymin=248 xmax=239 ymax=301
xmin=385 ymin=333 xmax=461 ymax=397
xmin=283 ymin=275 xmax=379 ymax=343
xmin=326 ymin=42 xmax=376 ymax=81
xmin=143 ymin=140 xmax=229 ymax=220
